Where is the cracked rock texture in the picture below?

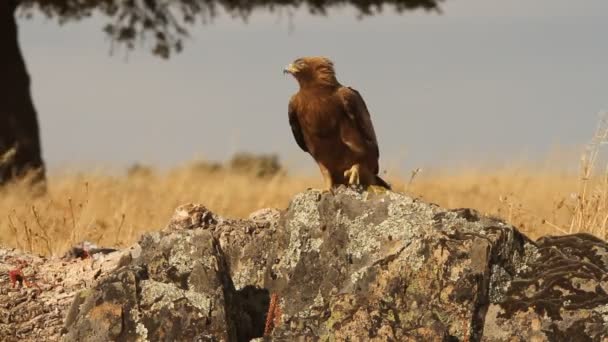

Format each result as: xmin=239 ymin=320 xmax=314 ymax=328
xmin=0 ymin=245 xmax=135 ymax=341
xmin=2 ymin=188 xmax=608 ymax=341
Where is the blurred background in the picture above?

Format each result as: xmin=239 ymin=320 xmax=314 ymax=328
xmin=1 ymin=0 xmax=607 ymax=255
xmin=20 ymin=0 xmax=608 ymax=172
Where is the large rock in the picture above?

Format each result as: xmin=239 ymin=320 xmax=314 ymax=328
xmin=2 ymin=188 xmax=608 ymax=341
xmin=0 ymin=244 xmax=131 ymax=341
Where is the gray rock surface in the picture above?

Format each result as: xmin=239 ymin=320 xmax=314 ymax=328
xmin=2 ymin=188 xmax=608 ymax=341
xmin=0 ymin=244 xmax=132 ymax=341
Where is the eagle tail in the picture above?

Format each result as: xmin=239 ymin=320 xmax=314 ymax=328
xmin=374 ymin=175 xmax=392 ymax=190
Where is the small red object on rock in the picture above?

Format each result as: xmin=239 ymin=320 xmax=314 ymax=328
xmin=7 ymin=259 xmax=41 ymax=291
xmin=9 ymin=268 xmax=24 ymax=288
xmin=264 ymin=293 xmax=282 ymax=337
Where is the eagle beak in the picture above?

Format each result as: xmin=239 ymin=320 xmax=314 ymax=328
xmin=283 ymin=63 xmax=298 ymax=75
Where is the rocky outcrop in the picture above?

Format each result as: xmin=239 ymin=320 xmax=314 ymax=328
xmin=2 ymin=188 xmax=608 ymax=341
xmin=0 ymin=243 xmax=133 ymax=341
xmin=484 ymin=233 xmax=608 ymax=340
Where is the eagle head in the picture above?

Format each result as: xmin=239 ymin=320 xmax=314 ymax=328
xmin=284 ymin=56 xmax=339 ymax=88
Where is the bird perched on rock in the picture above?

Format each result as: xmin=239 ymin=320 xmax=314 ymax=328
xmin=283 ymin=56 xmax=390 ymax=191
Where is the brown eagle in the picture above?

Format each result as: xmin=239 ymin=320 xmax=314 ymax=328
xmin=284 ymin=56 xmax=390 ymax=190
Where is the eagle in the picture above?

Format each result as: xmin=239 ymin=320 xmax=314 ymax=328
xmin=283 ymin=56 xmax=390 ymax=190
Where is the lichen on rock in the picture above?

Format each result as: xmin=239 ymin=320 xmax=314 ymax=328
xmin=2 ymin=187 xmax=608 ymax=341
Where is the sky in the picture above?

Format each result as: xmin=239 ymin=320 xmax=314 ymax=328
xmin=17 ymin=0 xmax=608 ymax=173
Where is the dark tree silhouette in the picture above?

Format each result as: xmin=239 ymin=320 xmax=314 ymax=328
xmin=0 ymin=0 xmax=442 ymax=186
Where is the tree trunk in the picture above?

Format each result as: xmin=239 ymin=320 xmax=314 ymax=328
xmin=0 ymin=0 xmax=46 ymax=187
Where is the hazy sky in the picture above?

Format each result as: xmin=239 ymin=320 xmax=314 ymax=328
xmin=18 ymin=0 xmax=608 ymax=172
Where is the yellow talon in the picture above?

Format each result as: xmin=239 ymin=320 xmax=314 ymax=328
xmin=368 ymin=185 xmax=388 ymax=194
xmin=344 ymin=164 xmax=361 ymax=186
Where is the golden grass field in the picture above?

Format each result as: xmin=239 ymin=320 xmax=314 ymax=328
xmin=2 ymin=117 xmax=608 ymax=256
xmin=0 ymin=156 xmax=606 ymax=257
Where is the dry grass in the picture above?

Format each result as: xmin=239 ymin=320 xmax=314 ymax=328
xmin=0 ymin=163 xmax=317 ymax=256
xmin=2 ymin=115 xmax=608 ymax=256
xmin=0 ymin=160 xmax=595 ymax=257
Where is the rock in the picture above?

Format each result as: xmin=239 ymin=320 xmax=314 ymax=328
xmin=167 ymin=203 xmax=217 ymax=231
xmin=2 ymin=188 xmax=608 ymax=341
xmin=62 ymin=223 xmax=272 ymax=341
xmin=62 ymin=230 xmax=238 ymax=341
xmin=62 ymin=241 xmax=119 ymax=260
xmin=484 ymin=233 xmax=608 ymax=340
xmin=266 ymin=191 xmax=608 ymax=341
xmin=248 ymin=208 xmax=281 ymax=223
xmin=0 ymin=245 xmax=130 ymax=342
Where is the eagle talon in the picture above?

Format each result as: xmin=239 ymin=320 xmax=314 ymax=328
xmin=368 ymin=185 xmax=388 ymax=194
xmin=308 ymin=186 xmax=331 ymax=193
xmin=344 ymin=165 xmax=361 ymax=186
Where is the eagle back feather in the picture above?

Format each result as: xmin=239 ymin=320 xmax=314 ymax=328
xmin=338 ymin=86 xmax=380 ymax=160
xmin=288 ymin=96 xmax=308 ymax=152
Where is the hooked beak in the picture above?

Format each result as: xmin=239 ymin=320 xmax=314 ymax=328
xmin=283 ymin=63 xmax=298 ymax=75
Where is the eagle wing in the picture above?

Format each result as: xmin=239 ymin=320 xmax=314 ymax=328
xmin=288 ymin=96 xmax=308 ymax=152
xmin=338 ymin=86 xmax=380 ymax=162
